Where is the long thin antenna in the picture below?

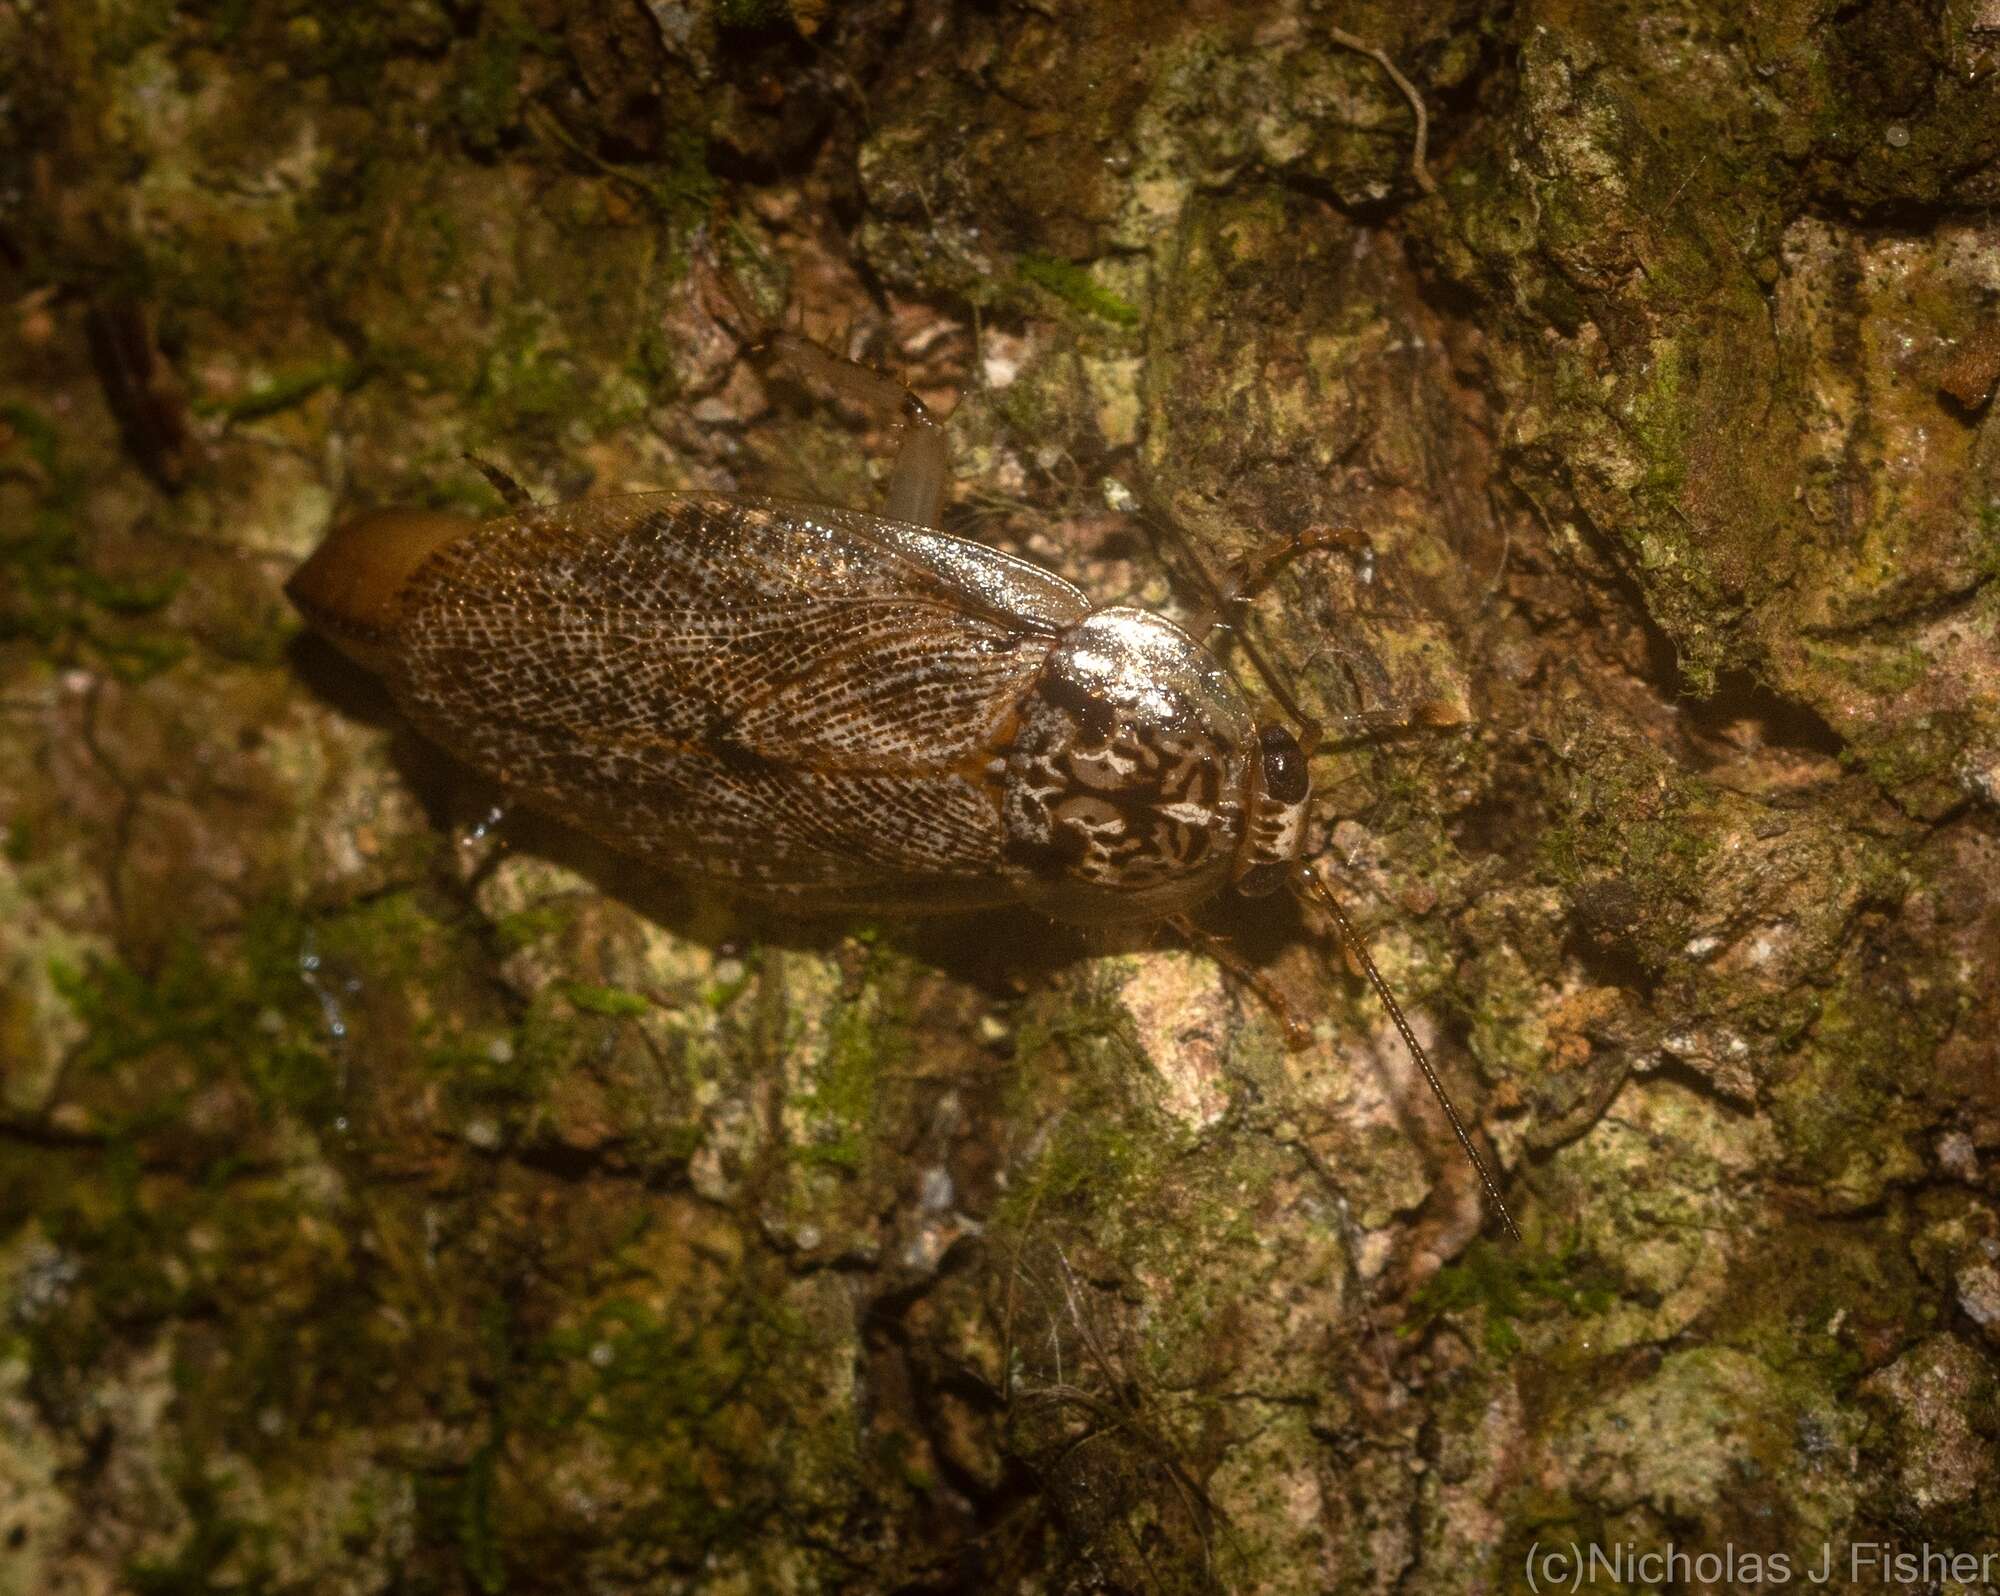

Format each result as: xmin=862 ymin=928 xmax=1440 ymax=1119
xmin=1293 ymin=861 xmax=1520 ymax=1241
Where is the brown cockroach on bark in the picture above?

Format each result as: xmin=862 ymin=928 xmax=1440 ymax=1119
xmin=287 ymin=281 xmax=1519 ymax=1240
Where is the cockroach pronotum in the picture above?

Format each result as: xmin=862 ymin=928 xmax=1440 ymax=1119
xmin=287 ymin=282 xmax=1519 ymax=1240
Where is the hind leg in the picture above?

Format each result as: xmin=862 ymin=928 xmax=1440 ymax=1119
xmin=705 ymin=260 xmax=950 ymax=529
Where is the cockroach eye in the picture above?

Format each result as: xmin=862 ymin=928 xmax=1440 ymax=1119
xmin=1258 ymin=724 xmax=1310 ymax=803
xmin=1231 ymin=726 xmax=1312 ymax=899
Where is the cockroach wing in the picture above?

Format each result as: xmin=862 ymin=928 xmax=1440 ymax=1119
xmin=389 ymin=493 xmax=1089 ymax=910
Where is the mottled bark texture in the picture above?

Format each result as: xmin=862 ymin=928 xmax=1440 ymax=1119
xmin=4 ymin=1 xmax=1999 ymax=1591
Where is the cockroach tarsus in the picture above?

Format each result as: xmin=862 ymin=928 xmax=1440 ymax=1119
xmin=287 ymin=293 xmax=1520 ymax=1242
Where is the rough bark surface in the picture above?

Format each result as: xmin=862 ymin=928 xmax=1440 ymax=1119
xmin=4 ymin=1 xmax=1999 ymax=1591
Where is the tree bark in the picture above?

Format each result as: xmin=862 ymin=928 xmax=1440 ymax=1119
xmin=3 ymin=0 xmax=1998 ymax=1590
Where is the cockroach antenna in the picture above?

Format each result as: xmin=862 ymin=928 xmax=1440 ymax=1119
xmin=1295 ymin=861 xmax=1521 ymax=1242
xmin=1134 ymin=492 xmax=1521 ymax=1241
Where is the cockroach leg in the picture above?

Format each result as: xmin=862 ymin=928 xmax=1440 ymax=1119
xmin=454 ymin=803 xmax=514 ymax=890
xmin=1134 ymin=498 xmax=1370 ymax=740
xmin=1304 ymin=704 xmax=1464 ymax=752
xmin=754 ymin=326 xmax=950 ymax=530
xmin=1189 ymin=523 xmax=1373 ymax=750
xmin=879 ymin=392 xmax=949 ymax=532
xmin=700 ymin=251 xmax=950 ymax=529
xmin=1166 ymin=913 xmax=1313 ymax=1052
xmin=464 ymin=453 xmax=534 ymax=510
xmin=1187 ymin=523 xmax=1370 ymax=642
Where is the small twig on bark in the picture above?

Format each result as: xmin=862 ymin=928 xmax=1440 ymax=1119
xmin=1328 ymin=27 xmax=1439 ymax=196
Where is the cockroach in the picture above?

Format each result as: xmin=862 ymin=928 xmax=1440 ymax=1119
xmin=286 ymin=297 xmax=1519 ymax=1240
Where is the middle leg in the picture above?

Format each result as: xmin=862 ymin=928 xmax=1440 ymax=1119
xmin=1168 ymin=913 xmax=1313 ymax=1052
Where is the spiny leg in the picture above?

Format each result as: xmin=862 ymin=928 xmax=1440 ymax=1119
xmin=1185 ymin=523 xmax=1370 ymax=642
xmin=702 ymin=254 xmax=950 ymax=530
xmin=1308 ymin=616 xmax=1417 ymax=748
xmin=1316 ymin=699 xmax=1467 ymax=742
xmin=1167 ymin=914 xmax=1312 ymax=1052
xmin=1291 ymin=862 xmax=1520 ymax=1241
xmin=1173 ymin=521 xmax=1371 ymax=745
xmin=1183 ymin=520 xmax=1458 ymax=749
